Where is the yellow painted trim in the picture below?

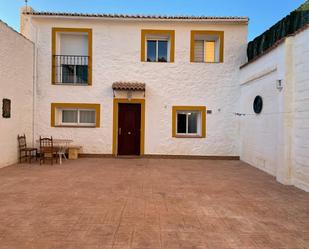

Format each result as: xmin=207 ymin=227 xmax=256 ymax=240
xmin=112 ymin=99 xmax=145 ymax=156
xmin=51 ymin=103 xmax=100 ymax=127
xmin=141 ymin=29 xmax=175 ymax=62
xmin=172 ymin=106 xmax=206 ymax=138
xmin=190 ymin=30 xmax=224 ymax=63
xmin=51 ymin=27 xmax=93 ymax=85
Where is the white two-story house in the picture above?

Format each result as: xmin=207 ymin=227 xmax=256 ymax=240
xmin=20 ymin=7 xmax=248 ymax=157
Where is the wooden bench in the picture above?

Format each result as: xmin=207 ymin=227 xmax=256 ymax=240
xmin=68 ymin=146 xmax=82 ymax=160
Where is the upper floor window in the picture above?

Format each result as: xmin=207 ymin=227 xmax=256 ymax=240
xmin=141 ymin=30 xmax=175 ymax=63
xmin=147 ymin=39 xmax=168 ymax=62
xmin=52 ymin=28 xmax=92 ymax=85
xmin=190 ymin=31 xmax=224 ymax=63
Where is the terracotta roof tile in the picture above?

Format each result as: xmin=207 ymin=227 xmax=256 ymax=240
xmin=112 ymin=82 xmax=146 ymax=91
xmin=24 ymin=11 xmax=248 ymax=22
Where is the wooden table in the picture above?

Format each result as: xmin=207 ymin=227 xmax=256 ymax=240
xmin=37 ymin=139 xmax=73 ymax=164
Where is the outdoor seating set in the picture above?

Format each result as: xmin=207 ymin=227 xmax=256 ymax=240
xmin=17 ymin=134 xmax=79 ymax=165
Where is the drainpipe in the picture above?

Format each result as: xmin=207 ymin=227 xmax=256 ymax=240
xmin=31 ymin=20 xmax=38 ymax=147
xmin=32 ymin=42 xmax=35 ymax=146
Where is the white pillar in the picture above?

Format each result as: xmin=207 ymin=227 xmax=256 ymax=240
xmin=276 ymin=37 xmax=295 ymax=185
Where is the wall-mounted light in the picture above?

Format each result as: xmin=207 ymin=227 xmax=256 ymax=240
xmin=276 ymin=79 xmax=283 ymax=91
xmin=127 ymin=90 xmax=132 ymax=101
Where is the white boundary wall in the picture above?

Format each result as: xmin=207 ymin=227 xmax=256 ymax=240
xmin=0 ymin=21 xmax=34 ymax=168
xmin=240 ymin=28 xmax=309 ymax=192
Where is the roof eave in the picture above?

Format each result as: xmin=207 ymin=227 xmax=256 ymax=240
xmin=23 ymin=12 xmax=249 ymax=23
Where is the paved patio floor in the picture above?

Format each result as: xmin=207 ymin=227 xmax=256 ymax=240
xmin=0 ymin=158 xmax=308 ymax=249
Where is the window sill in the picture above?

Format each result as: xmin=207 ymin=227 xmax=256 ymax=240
xmin=174 ymin=134 xmax=204 ymax=138
xmin=142 ymin=61 xmax=173 ymax=63
xmin=53 ymin=83 xmax=91 ymax=86
xmin=54 ymin=125 xmax=97 ymax=128
xmin=191 ymin=61 xmax=223 ymax=64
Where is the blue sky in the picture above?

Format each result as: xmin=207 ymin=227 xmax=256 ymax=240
xmin=0 ymin=0 xmax=305 ymax=41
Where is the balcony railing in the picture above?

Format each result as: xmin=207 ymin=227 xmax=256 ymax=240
xmin=53 ymin=55 xmax=89 ymax=84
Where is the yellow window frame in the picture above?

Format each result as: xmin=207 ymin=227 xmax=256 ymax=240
xmin=172 ymin=106 xmax=206 ymax=138
xmin=51 ymin=103 xmax=100 ymax=127
xmin=141 ymin=29 xmax=175 ymax=63
xmin=51 ymin=27 xmax=93 ymax=85
xmin=190 ymin=30 xmax=224 ymax=63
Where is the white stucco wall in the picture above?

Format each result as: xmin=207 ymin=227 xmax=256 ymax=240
xmin=0 ymin=21 xmax=34 ymax=168
xmin=239 ymin=28 xmax=309 ymax=192
xmin=239 ymin=44 xmax=287 ymax=176
xmin=239 ymin=55 xmax=280 ymax=176
xmin=292 ymin=28 xmax=309 ymax=191
xmin=22 ymin=15 xmax=247 ymax=156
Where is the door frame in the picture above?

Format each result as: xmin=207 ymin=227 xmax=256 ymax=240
xmin=112 ymin=98 xmax=145 ymax=156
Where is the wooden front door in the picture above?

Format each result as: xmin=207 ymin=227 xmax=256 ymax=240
xmin=117 ymin=103 xmax=141 ymax=155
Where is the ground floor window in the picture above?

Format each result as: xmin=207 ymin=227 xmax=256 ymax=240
xmin=172 ymin=106 xmax=206 ymax=138
xmin=177 ymin=111 xmax=201 ymax=135
xmin=51 ymin=103 xmax=100 ymax=127
xmin=60 ymin=109 xmax=96 ymax=126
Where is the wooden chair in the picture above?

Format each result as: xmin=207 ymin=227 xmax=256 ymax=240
xmin=39 ymin=136 xmax=58 ymax=165
xmin=17 ymin=134 xmax=37 ymax=163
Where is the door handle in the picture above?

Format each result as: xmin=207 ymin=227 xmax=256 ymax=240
xmin=119 ymin=128 xmax=121 ymax=135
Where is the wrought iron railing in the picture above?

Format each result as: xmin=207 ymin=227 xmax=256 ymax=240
xmin=53 ymin=55 xmax=89 ymax=84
